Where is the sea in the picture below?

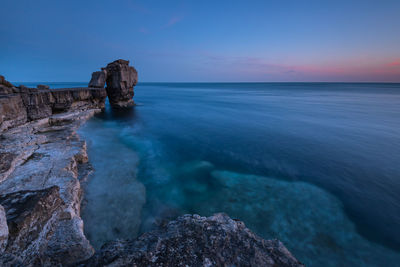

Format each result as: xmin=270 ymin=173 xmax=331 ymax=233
xmin=19 ymin=82 xmax=400 ymax=266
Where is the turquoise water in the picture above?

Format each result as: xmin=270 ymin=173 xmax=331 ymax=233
xmin=23 ymin=82 xmax=400 ymax=266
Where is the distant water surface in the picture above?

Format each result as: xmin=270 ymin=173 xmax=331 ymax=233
xmin=22 ymin=82 xmax=400 ymax=266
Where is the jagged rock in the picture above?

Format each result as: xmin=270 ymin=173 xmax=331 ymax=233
xmin=105 ymin=59 xmax=138 ymax=108
xmin=0 ymin=109 xmax=102 ymax=265
xmin=0 ymin=94 xmax=28 ymax=131
xmin=88 ymin=70 xmax=107 ymax=88
xmin=0 ymin=75 xmax=107 ymax=132
xmin=0 ymin=75 xmax=14 ymax=89
xmin=0 ymin=204 xmax=8 ymax=253
xmin=0 ymin=76 xmax=15 ymax=95
xmin=20 ymin=90 xmax=53 ymax=120
xmin=83 ymin=213 xmax=303 ymax=267
xmin=37 ymin=84 xmax=50 ymax=90
xmin=0 ymin=187 xmax=64 ymax=261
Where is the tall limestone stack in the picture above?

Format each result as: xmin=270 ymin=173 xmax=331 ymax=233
xmin=88 ymin=59 xmax=138 ymax=108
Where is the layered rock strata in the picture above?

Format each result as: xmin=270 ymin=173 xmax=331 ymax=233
xmin=0 ymin=76 xmax=107 ymax=132
xmin=0 ymin=108 xmax=101 ymax=265
xmin=89 ymin=59 xmax=138 ymax=108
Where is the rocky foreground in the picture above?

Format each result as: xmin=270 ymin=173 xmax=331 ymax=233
xmin=0 ymin=61 xmax=303 ymax=266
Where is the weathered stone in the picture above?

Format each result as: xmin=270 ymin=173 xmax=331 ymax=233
xmin=37 ymin=84 xmax=50 ymax=90
xmin=0 ymin=94 xmax=28 ymax=132
xmin=105 ymin=59 xmax=138 ymax=108
xmin=88 ymin=70 xmax=107 ymax=88
xmin=0 ymin=109 xmax=102 ymax=265
xmin=0 ymin=75 xmax=14 ymax=89
xmin=0 ymin=186 xmax=64 ymax=256
xmin=0 ymin=85 xmax=14 ymax=95
xmin=0 ymin=204 xmax=8 ymax=253
xmin=0 ymin=75 xmax=107 ymax=131
xmin=83 ymin=213 xmax=303 ymax=267
xmin=20 ymin=90 xmax=53 ymax=120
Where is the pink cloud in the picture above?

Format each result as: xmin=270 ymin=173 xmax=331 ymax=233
xmin=387 ymin=59 xmax=400 ymax=67
xmin=197 ymin=52 xmax=400 ymax=82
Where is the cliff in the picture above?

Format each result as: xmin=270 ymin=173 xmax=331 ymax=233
xmin=0 ymin=76 xmax=107 ymax=132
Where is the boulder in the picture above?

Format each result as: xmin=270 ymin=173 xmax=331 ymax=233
xmin=88 ymin=70 xmax=107 ymax=88
xmin=104 ymin=59 xmax=138 ymax=108
xmin=37 ymin=84 xmax=50 ymax=90
xmin=0 ymin=204 xmax=8 ymax=253
xmin=84 ymin=213 xmax=303 ymax=267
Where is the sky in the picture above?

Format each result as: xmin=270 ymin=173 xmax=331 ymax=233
xmin=1 ymin=0 xmax=399 ymax=82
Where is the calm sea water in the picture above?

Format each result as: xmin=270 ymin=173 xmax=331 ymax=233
xmin=22 ymin=82 xmax=400 ymax=266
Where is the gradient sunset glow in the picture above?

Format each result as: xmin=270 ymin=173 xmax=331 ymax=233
xmin=1 ymin=0 xmax=399 ymax=82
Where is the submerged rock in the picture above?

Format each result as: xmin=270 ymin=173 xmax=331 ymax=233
xmin=83 ymin=213 xmax=303 ymax=267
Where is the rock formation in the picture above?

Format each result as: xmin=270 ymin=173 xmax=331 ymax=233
xmin=89 ymin=59 xmax=138 ymax=108
xmin=0 ymin=77 xmax=107 ymax=132
xmin=0 ymin=108 xmax=101 ymax=265
xmin=0 ymin=204 xmax=8 ymax=253
xmin=88 ymin=70 xmax=107 ymax=88
xmin=0 ymin=69 xmax=303 ymax=266
xmin=0 ymin=187 xmax=64 ymax=260
xmin=83 ymin=213 xmax=303 ymax=267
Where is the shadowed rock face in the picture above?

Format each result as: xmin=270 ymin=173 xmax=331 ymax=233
xmin=89 ymin=70 xmax=107 ymax=88
xmin=0 ymin=186 xmax=64 ymax=256
xmin=83 ymin=213 xmax=304 ymax=267
xmin=105 ymin=59 xmax=138 ymax=108
xmin=0 ymin=77 xmax=107 ymax=132
xmin=88 ymin=59 xmax=138 ymax=108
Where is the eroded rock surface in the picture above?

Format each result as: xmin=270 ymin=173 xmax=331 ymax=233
xmin=89 ymin=70 xmax=107 ymax=88
xmin=89 ymin=59 xmax=138 ymax=108
xmin=0 ymin=109 xmax=101 ymax=265
xmin=0 ymin=187 xmax=63 ymax=261
xmin=0 ymin=204 xmax=8 ymax=253
xmin=0 ymin=86 xmax=106 ymax=132
xmin=83 ymin=213 xmax=304 ymax=267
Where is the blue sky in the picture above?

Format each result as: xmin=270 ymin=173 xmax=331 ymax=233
xmin=1 ymin=0 xmax=399 ymax=82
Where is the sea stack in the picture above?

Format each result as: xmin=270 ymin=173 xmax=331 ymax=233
xmin=89 ymin=59 xmax=138 ymax=108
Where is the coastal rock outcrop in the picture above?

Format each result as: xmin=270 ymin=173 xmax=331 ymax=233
xmin=88 ymin=70 xmax=107 ymax=88
xmin=105 ymin=59 xmax=138 ymax=108
xmin=88 ymin=59 xmax=138 ymax=108
xmin=0 ymin=77 xmax=107 ymax=132
xmin=83 ymin=213 xmax=304 ymax=267
xmin=0 ymin=109 xmax=101 ymax=265
xmin=0 ymin=187 xmax=63 ymax=258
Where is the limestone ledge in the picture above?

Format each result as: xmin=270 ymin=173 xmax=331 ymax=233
xmin=0 ymin=108 xmax=102 ymax=265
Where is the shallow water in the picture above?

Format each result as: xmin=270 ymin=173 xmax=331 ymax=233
xmin=36 ymin=82 xmax=400 ymax=266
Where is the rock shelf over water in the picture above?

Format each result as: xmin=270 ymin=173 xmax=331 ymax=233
xmin=0 ymin=63 xmax=302 ymax=266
